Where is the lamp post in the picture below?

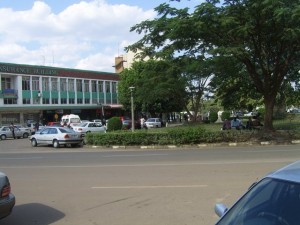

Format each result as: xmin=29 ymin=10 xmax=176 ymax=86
xmin=129 ymin=86 xmax=135 ymax=132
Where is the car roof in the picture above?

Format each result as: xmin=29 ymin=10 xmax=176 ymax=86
xmin=266 ymin=160 xmax=300 ymax=183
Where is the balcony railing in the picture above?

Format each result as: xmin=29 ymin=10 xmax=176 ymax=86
xmin=0 ymin=89 xmax=18 ymax=98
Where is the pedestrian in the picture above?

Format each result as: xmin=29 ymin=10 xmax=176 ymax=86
xmin=34 ymin=122 xmax=40 ymax=132
xmin=140 ymin=117 xmax=145 ymax=129
xmin=222 ymin=119 xmax=231 ymax=130
xmin=10 ymin=123 xmax=16 ymax=139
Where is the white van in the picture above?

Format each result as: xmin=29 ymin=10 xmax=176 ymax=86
xmin=60 ymin=114 xmax=81 ymax=127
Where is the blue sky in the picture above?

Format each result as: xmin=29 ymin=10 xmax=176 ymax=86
xmin=0 ymin=0 xmax=201 ymax=72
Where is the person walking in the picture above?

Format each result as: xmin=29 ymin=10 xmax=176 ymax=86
xmin=10 ymin=123 xmax=16 ymax=139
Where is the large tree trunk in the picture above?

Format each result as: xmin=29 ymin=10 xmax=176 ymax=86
xmin=263 ymin=96 xmax=275 ymax=131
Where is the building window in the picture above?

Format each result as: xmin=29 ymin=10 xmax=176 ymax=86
xmin=51 ymin=78 xmax=58 ymax=91
xmin=69 ymin=98 xmax=75 ymax=104
xmin=68 ymin=79 xmax=74 ymax=92
xmin=23 ymin=98 xmax=31 ymax=104
xmin=77 ymin=98 xmax=83 ymax=104
xmin=84 ymin=80 xmax=89 ymax=92
xmin=60 ymin=78 xmax=67 ymax=91
xmin=42 ymin=77 xmax=50 ymax=91
xmin=52 ymin=98 xmax=58 ymax=104
xmin=112 ymin=82 xmax=117 ymax=93
xmin=1 ymin=77 xmax=12 ymax=89
xmin=76 ymin=79 xmax=83 ymax=92
xmin=4 ymin=98 xmax=17 ymax=104
xmin=61 ymin=98 xmax=67 ymax=104
xmin=105 ymin=81 xmax=110 ymax=93
xmin=32 ymin=77 xmax=40 ymax=90
xmin=33 ymin=98 xmax=40 ymax=104
xmin=91 ymin=80 xmax=97 ymax=92
xmin=92 ymin=98 xmax=98 ymax=104
xmin=22 ymin=76 xmax=30 ymax=90
xmin=42 ymin=98 xmax=50 ymax=104
xmin=98 ymin=81 xmax=104 ymax=92
xmin=84 ymin=98 xmax=90 ymax=104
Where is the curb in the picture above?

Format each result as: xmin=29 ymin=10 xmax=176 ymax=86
xmin=89 ymin=139 xmax=300 ymax=150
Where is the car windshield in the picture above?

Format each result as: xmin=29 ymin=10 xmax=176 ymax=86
xmin=216 ymin=178 xmax=300 ymax=225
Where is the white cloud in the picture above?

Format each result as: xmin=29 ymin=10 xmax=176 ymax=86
xmin=0 ymin=0 xmax=155 ymax=72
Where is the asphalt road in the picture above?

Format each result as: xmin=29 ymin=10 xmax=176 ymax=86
xmin=1 ymin=138 xmax=300 ymax=225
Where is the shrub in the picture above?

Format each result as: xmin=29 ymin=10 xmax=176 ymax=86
xmin=221 ymin=111 xmax=231 ymax=121
xmin=107 ymin=117 xmax=122 ymax=131
xmin=209 ymin=111 xmax=218 ymax=123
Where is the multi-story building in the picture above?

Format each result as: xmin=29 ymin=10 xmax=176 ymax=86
xmin=0 ymin=62 xmax=122 ymax=125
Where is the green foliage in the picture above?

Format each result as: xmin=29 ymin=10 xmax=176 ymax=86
xmin=107 ymin=117 xmax=122 ymax=131
xmin=209 ymin=111 xmax=218 ymax=123
xmin=118 ymin=60 xmax=187 ymax=116
xmin=221 ymin=111 xmax=231 ymax=121
xmin=126 ymin=0 xmax=300 ymax=131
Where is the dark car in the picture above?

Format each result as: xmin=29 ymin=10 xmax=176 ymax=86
xmin=215 ymin=160 xmax=300 ymax=225
xmin=0 ymin=172 xmax=15 ymax=219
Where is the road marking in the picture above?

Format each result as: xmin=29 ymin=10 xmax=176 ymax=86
xmin=92 ymin=185 xmax=208 ymax=189
xmin=0 ymin=158 xmax=294 ymax=169
xmin=102 ymin=153 xmax=169 ymax=158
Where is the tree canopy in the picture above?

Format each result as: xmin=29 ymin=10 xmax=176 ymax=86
xmin=127 ymin=0 xmax=300 ymax=130
xmin=118 ymin=60 xmax=187 ymax=117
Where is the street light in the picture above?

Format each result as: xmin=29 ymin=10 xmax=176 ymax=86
xmin=129 ymin=86 xmax=135 ymax=132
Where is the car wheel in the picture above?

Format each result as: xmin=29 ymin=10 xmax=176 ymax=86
xmin=53 ymin=140 xmax=60 ymax=148
xmin=23 ymin=133 xmax=29 ymax=138
xmin=1 ymin=134 xmax=6 ymax=140
xmin=31 ymin=138 xmax=37 ymax=147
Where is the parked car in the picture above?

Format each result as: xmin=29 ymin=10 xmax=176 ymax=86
xmin=244 ymin=111 xmax=258 ymax=117
xmin=122 ymin=119 xmax=141 ymax=130
xmin=29 ymin=127 xmax=83 ymax=148
xmin=145 ymin=118 xmax=162 ymax=128
xmin=0 ymin=171 xmax=15 ymax=219
xmin=47 ymin=122 xmax=62 ymax=127
xmin=72 ymin=122 xmax=106 ymax=136
xmin=0 ymin=126 xmax=30 ymax=140
xmin=13 ymin=125 xmax=30 ymax=138
xmin=215 ymin=160 xmax=300 ymax=225
xmin=27 ymin=122 xmax=45 ymax=134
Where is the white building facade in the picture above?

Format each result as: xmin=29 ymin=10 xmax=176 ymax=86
xmin=0 ymin=62 xmax=121 ymax=125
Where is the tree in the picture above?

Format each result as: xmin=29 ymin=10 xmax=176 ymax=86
xmin=118 ymin=60 xmax=187 ymax=117
xmin=127 ymin=0 xmax=300 ymax=131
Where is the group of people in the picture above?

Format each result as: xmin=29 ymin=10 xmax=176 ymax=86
xmin=222 ymin=116 xmax=263 ymax=130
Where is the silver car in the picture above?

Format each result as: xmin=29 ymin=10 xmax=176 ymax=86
xmin=0 ymin=172 xmax=15 ymax=219
xmin=145 ymin=118 xmax=162 ymax=128
xmin=29 ymin=127 xmax=83 ymax=148
xmin=0 ymin=126 xmax=30 ymax=140
xmin=72 ymin=122 xmax=106 ymax=136
xmin=215 ymin=160 xmax=300 ymax=225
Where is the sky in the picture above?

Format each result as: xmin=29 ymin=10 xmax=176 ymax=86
xmin=0 ymin=0 xmax=201 ymax=73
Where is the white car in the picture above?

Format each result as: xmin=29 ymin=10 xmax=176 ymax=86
xmin=145 ymin=118 xmax=162 ymax=128
xmin=26 ymin=122 xmax=45 ymax=134
xmin=29 ymin=127 xmax=83 ymax=148
xmin=72 ymin=122 xmax=106 ymax=136
xmin=0 ymin=126 xmax=30 ymax=140
xmin=244 ymin=112 xmax=258 ymax=117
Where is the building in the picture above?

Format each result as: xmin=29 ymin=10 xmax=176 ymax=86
xmin=0 ymin=62 xmax=122 ymax=125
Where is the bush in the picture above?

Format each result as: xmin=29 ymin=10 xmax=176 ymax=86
xmin=209 ymin=111 xmax=218 ymax=123
xmin=221 ymin=111 xmax=231 ymax=121
xmin=107 ymin=117 xmax=122 ymax=131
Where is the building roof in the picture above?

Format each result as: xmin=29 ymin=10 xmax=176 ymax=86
xmin=0 ymin=62 xmax=120 ymax=81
